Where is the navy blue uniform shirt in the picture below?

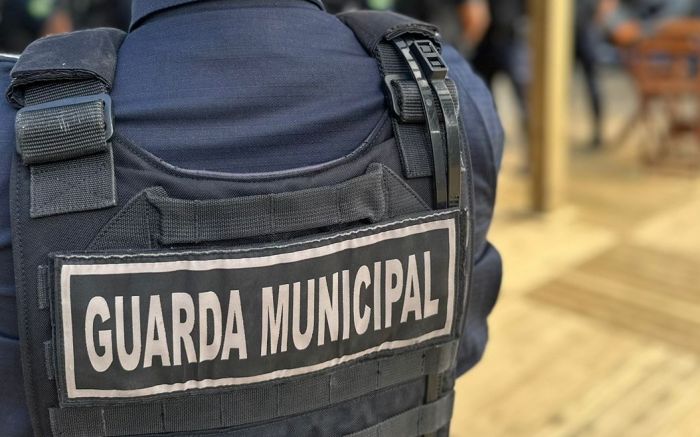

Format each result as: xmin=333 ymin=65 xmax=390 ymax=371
xmin=0 ymin=1 xmax=503 ymax=434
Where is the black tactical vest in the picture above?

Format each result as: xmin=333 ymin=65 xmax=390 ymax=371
xmin=7 ymin=11 xmax=474 ymax=437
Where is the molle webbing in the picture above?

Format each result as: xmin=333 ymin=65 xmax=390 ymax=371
xmin=49 ymin=342 xmax=457 ymax=437
xmin=9 ymin=29 xmax=125 ymax=218
xmin=345 ymin=391 xmax=454 ymax=437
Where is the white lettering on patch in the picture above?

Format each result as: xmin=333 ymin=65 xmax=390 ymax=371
xmin=58 ymin=214 xmax=458 ymax=400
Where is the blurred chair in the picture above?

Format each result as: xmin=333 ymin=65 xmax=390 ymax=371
xmin=616 ymin=19 xmax=700 ymax=165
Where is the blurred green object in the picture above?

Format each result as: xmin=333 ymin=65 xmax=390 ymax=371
xmin=367 ymin=0 xmax=394 ymax=10
xmin=27 ymin=0 xmax=55 ymax=19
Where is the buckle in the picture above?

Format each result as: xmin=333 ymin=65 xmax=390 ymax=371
xmin=410 ymin=40 xmax=447 ymax=81
xmin=16 ymin=93 xmax=114 ymax=156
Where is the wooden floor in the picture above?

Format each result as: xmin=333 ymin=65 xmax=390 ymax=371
xmin=450 ymin=70 xmax=700 ymax=436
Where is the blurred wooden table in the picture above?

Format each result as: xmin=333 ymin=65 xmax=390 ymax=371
xmin=615 ymin=19 xmax=700 ymax=165
xmin=451 ymin=67 xmax=700 ymax=436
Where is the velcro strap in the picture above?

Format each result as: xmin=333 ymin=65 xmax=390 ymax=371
xmin=344 ymin=391 xmax=455 ymax=437
xmin=15 ymin=84 xmax=117 ymax=218
xmin=29 ymin=149 xmax=117 ymax=218
xmin=392 ymin=79 xmax=458 ymax=123
xmin=16 ymin=95 xmax=111 ymax=165
xmin=8 ymin=28 xmax=124 ymax=218
xmin=49 ymin=342 xmax=458 ymax=437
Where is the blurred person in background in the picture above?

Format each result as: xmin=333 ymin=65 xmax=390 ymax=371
xmin=576 ymin=0 xmax=605 ymax=150
xmin=394 ymin=0 xmax=484 ymax=56
xmin=598 ymin=0 xmax=699 ymax=46
xmin=323 ymin=0 xmax=357 ymax=12
xmin=325 ymin=0 xmax=394 ymax=13
xmin=327 ymin=0 xmax=489 ymax=58
xmin=53 ymin=0 xmax=130 ymax=31
xmin=0 ymin=0 xmax=129 ymax=53
xmin=0 ymin=0 xmax=62 ymax=52
xmin=467 ymin=0 xmax=529 ymax=130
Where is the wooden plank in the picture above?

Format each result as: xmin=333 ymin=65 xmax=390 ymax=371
xmin=581 ymin=353 xmax=699 ymax=436
xmin=530 ymin=245 xmax=700 ymax=354
xmin=452 ymin=308 xmax=648 ymax=436
xmin=534 ymin=346 xmax=675 ymax=437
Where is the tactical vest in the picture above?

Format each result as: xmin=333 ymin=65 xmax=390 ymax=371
xmin=7 ymin=11 xmax=474 ymax=437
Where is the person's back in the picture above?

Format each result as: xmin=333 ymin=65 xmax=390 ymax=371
xmin=470 ymin=0 xmax=529 ymax=121
xmin=0 ymin=1 xmax=503 ymax=435
xmin=114 ymin=0 xmax=385 ymax=172
xmin=394 ymin=0 xmax=466 ymax=52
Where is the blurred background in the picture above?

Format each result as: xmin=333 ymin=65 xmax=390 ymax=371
xmin=2 ymin=1 xmax=700 ymax=436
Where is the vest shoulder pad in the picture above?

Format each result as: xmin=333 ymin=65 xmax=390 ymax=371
xmin=6 ymin=28 xmax=125 ymax=107
xmin=337 ymin=10 xmax=440 ymax=55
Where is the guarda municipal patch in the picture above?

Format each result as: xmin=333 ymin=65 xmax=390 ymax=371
xmin=52 ymin=211 xmax=462 ymax=403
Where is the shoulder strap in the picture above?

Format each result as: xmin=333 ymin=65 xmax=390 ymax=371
xmin=338 ymin=11 xmax=463 ymax=209
xmin=338 ymin=13 xmax=464 ymax=437
xmin=7 ymin=28 xmax=125 ymax=218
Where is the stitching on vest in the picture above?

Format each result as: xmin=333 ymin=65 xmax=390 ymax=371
xmin=379 ymin=170 xmax=390 ymax=220
xmin=87 ymin=191 xmax=149 ymax=251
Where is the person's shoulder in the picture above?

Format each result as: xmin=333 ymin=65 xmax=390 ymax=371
xmin=441 ymin=44 xmax=504 ymax=173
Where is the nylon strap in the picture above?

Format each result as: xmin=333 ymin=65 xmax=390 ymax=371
xmin=376 ymin=41 xmax=436 ymax=179
xmin=344 ymin=391 xmax=455 ymax=437
xmin=49 ymin=341 xmax=458 ymax=437
xmin=338 ymin=11 xmax=442 ymax=180
xmin=17 ymin=82 xmax=116 ymax=218
xmin=147 ymin=163 xmax=429 ymax=245
xmin=8 ymin=29 xmax=124 ymax=218
xmin=392 ymin=38 xmax=448 ymax=208
xmin=338 ymin=11 xmax=462 ymax=212
xmin=17 ymin=92 xmax=111 ymax=165
xmin=392 ymin=79 xmax=458 ymax=123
